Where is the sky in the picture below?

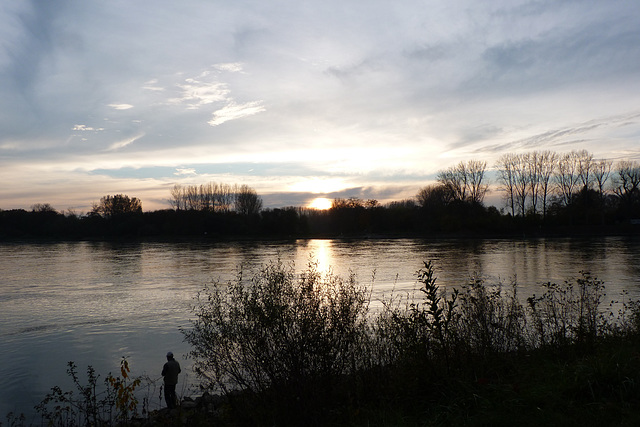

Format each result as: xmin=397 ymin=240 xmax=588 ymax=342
xmin=1 ymin=0 xmax=640 ymax=212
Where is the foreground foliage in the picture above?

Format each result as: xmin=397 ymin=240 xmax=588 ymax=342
xmin=183 ymin=259 xmax=640 ymax=426
xmin=183 ymin=260 xmax=372 ymax=424
xmin=32 ymin=358 xmax=146 ymax=427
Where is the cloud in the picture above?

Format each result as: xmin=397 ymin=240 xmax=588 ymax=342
xmin=106 ymin=134 xmax=144 ymax=151
xmin=170 ymin=79 xmax=230 ymax=109
xmin=108 ymin=103 xmax=134 ymax=110
xmin=174 ymin=168 xmax=197 ymax=176
xmin=73 ymin=125 xmax=104 ymax=132
xmin=470 ymin=111 xmax=640 ymax=157
xmin=142 ymin=79 xmax=164 ymax=92
xmin=213 ymin=62 xmax=244 ymax=73
xmin=208 ymin=101 xmax=266 ymax=126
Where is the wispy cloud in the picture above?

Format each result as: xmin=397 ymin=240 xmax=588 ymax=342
xmin=174 ymin=167 xmax=197 ymax=176
xmin=170 ymin=79 xmax=230 ymax=109
xmin=473 ymin=112 xmax=640 ymax=156
xmin=108 ymin=103 xmax=134 ymax=110
xmin=208 ymin=101 xmax=266 ymax=126
xmin=106 ymin=134 xmax=144 ymax=151
xmin=213 ymin=62 xmax=244 ymax=73
xmin=142 ymin=79 xmax=165 ymax=92
xmin=73 ymin=125 xmax=104 ymax=132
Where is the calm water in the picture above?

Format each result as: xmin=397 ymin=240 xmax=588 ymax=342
xmin=1 ymin=237 xmax=640 ymax=419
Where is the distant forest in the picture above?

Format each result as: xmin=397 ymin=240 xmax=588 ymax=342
xmin=2 ymin=150 xmax=639 ymax=239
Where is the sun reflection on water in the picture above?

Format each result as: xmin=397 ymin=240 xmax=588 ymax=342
xmin=303 ymin=239 xmax=333 ymax=277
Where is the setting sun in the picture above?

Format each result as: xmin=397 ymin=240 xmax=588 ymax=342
xmin=309 ymin=197 xmax=332 ymax=210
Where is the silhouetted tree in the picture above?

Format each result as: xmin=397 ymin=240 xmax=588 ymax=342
xmin=593 ymin=159 xmax=613 ymax=224
xmin=467 ymin=160 xmax=489 ymax=205
xmin=555 ymin=151 xmax=581 ymax=207
xmin=613 ymin=160 xmax=640 ymax=219
xmin=235 ymin=184 xmax=263 ymax=216
xmin=416 ymin=184 xmax=453 ymax=210
xmin=92 ymin=194 xmax=142 ymax=218
xmin=495 ymin=153 xmax=518 ymax=217
xmin=31 ymin=203 xmax=57 ymax=213
xmin=536 ymin=151 xmax=557 ymax=220
xmin=577 ymin=149 xmax=595 ymax=192
xmin=437 ymin=163 xmax=467 ymax=202
xmin=593 ymin=159 xmax=613 ymax=201
xmin=170 ymin=182 xmax=261 ymax=214
xmin=437 ymin=160 xmax=488 ymax=205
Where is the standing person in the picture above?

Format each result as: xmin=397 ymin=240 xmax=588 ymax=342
xmin=161 ymin=351 xmax=181 ymax=409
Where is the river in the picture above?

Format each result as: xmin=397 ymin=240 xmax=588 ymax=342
xmin=1 ymin=237 xmax=639 ymax=420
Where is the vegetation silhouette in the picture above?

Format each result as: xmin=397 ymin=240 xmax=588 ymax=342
xmin=1 ymin=152 xmax=639 ymax=239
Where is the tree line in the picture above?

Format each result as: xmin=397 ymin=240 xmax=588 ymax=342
xmin=168 ymin=183 xmax=262 ymax=215
xmin=1 ymin=151 xmax=639 ymax=239
xmin=416 ymin=150 xmax=639 ymax=228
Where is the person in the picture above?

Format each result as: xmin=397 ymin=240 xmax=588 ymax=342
xmin=161 ymin=351 xmax=181 ymax=409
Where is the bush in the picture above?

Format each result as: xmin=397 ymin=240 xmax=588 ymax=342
xmin=183 ymin=259 xmax=373 ymax=424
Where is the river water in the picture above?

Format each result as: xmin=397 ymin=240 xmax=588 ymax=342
xmin=1 ymin=237 xmax=639 ymax=419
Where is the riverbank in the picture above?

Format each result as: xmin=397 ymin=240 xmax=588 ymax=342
xmin=146 ymin=335 xmax=640 ymax=426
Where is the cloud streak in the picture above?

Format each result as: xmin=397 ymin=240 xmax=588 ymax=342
xmin=208 ymin=101 xmax=266 ymax=126
xmin=106 ymin=134 xmax=144 ymax=152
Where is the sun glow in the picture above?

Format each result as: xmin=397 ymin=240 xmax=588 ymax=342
xmin=309 ymin=197 xmax=332 ymax=210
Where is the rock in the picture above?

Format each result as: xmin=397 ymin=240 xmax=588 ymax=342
xmin=181 ymin=399 xmax=198 ymax=409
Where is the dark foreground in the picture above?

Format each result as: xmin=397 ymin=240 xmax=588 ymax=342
xmin=133 ymin=336 xmax=640 ymax=427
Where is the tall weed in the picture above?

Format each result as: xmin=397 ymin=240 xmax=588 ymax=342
xmin=527 ymin=272 xmax=606 ymax=348
xmin=35 ymin=358 xmax=144 ymax=426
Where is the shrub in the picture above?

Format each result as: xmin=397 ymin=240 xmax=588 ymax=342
xmin=183 ymin=259 xmax=372 ymax=423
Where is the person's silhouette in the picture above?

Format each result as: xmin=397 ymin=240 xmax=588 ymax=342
xmin=161 ymin=351 xmax=181 ymax=409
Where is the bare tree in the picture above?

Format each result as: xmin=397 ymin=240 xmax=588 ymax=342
xmin=576 ymin=149 xmax=595 ymax=191
xmin=169 ymin=184 xmax=185 ymax=210
xmin=199 ymin=183 xmax=214 ymax=211
xmin=495 ymin=153 xmax=518 ymax=216
xmin=613 ymin=160 xmax=640 ymax=208
xmin=235 ymin=184 xmax=263 ymax=215
xmin=171 ymin=182 xmax=261 ymax=213
xmin=437 ymin=160 xmax=488 ymax=205
xmin=92 ymin=194 xmax=142 ymax=218
xmin=467 ymin=160 xmax=489 ymax=205
xmin=512 ymin=154 xmax=530 ymax=217
xmin=416 ymin=184 xmax=454 ymax=209
xmin=437 ymin=163 xmax=467 ymax=202
xmin=555 ymin=151 xmax=581 ymax=207
xmin=216 ymin=184 xmax=235 ymax=212
xmin=593 ymin=159 xmax=613 ymax=201
xmin=31 ymin=203 xmax=57 ymax=213
xmin=185 ymin=185 xmax=199 ymax=210
xmin=537 ymin=151 xmax=557 ymax=220
xmin=525 ymin=152 xmax=541 ymax=215
xmin=496 ymin=151 xmax=557 ymax=218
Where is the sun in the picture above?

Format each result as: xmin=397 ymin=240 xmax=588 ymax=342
xmin=309 ymin=197 xmax=332 ymax=210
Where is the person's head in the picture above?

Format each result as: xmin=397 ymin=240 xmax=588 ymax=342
xmin=166 ymin=351 xmax=174 ymax=360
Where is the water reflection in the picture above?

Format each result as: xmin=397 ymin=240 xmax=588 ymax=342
xmin=298 ymin=239 xmax=333 ymax=275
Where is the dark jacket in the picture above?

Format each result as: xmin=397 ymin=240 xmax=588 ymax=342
xmin=161 ymin=358 xmax=181 ymax=385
